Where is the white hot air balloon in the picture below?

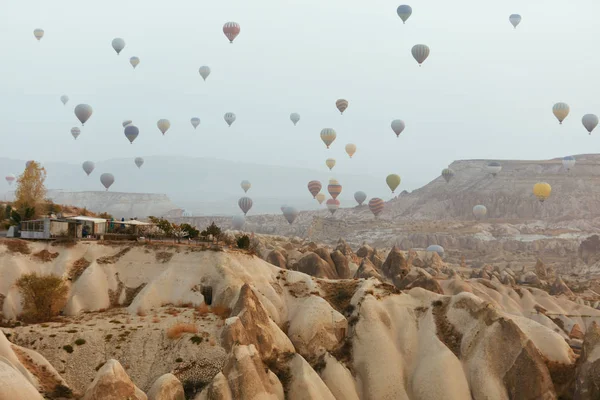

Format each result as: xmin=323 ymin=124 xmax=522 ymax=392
xmin=282 ymin=206 xmax=299 ymax=225
xmin=74 ymin=104 xmax=93 ymax=125
xmin=122 ymin=120 xmax=133 ymax=127
xmin=552 ymin=103 xmax=570 ymax=124
xmin=135 ymin=157 xmax=144 ymax=169
xmin=191 ymin=118 xmax=201 ymax=129
xmin=70 ymin=127 xmax=81 ymax=140
xmin=391 ymin=120 xmax=405 ymax=137
xmin=112 ymin=38 xmax=125 ymax=55
xmin=199 ymin=66 xmax=211 ymax=81
xmin=582 ymin=114 xmax=599 ymax=134
xmin=509 ymin=14 xmax=522 ymax=29
xmin=232 ymin=215 xmax=246 ymax=230
xmin=100 ymin=173 xmax=115 ymax=191
xmin=33 ymin=29 xmax=44 ymax=41
xmin=82 ymin=161 xmax=95 ymax=176
xmin=473 ymin=205 xmax=487 ymax=219
xmin=241 ymin=180 xmax=251 ymax=193
xmin=397 ymin=5 xmax=412 ymax=24
xmin=157 ymin=119 xmax=171 ymax=135
xmin=411 ymin=44 xmax=430 ymax=66
xmin=290 ymin=113 xmax=300 ymax=126
xmin=60 ymin=95 xmax=69 ymax=106
xmin=224 ymin=113 xmax=236 ymax=127
xmin=130 ymin=56 xmax=140 ymax=69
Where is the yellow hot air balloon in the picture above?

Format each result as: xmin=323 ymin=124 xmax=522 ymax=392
xmin=386 ymin=174 xmax=401 ymax=193
xmin=533 ymin=182 xmax=551 ymax=202
xmin=326 ymin=158 xmax=336 ymax=170
xmin=345 ymin=143 xmax=356 ymax=158
xmin=316 ymin=193 xmax=326 ymax=204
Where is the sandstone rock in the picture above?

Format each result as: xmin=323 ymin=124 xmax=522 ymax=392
xmin=330 ymin=250 xmax=352 ymax=279
xmin=292 ymin=252 xmax=337 ymax=279
xmin=356 ymin=244 xmax=374 ymax=258
xmin=407 ymin=250 xmax=424 ymax=268
xmin=550 ymin=276 xmax=574 ymax=297
xmin=354 ymin=258 xmax=383 ymax=281
xmin=405 ymin=276 xmax=444 ymax=294
xmin=0 ymin=358 xmax=44 ymax=400
xmin=575 ymin=322 xmax=600 ymax=399
xmin=520 ymin=271 xmax=542 ymax=286
xmin=335 ymin=239 xmax=353 ymax=256
xmin=304 ymin=242 xmax=319 ymax=252
xmin=535 ymin=258 xmax=547 ymax=279
xmin=83 ymin=359 xmax=146 ymax=400
xmin=570 ymin=324 xmax=584 ymax=340
xmin=266 ymin=250 xmax=287 ymax=269
xmin=147 ymin=373 xmax=185 ymax=400
xmin=381 ymin=246 xmax=410 ymax=287
xmin=579 ymin=235 xmax=600 ymax=265
xmin=428 ymin=252 xmax=445 ymax=271
xmin=314 ymin=248 xmax=336 ymax=273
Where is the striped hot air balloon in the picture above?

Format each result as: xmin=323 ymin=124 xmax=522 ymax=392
xmin=326 ymin=199 xmax=340 ymax=215
xmin=368 ymin=198 xmax=385 ymax=217
xmin=441 ymin=168 xmax=455 ymax=183
xmin=320 ymin=128 xmax=336 ymax=149
xmin=238 ymin=197 xmax=253 ymax=215
xmin=328 ymin=181 xmax=342 ymax=199
xmin=223 ymin=22 xmax=241 ymax=43
xmin=411 ymin=44 xmax=430 ymax=66
xmin=336 ymin=99 xmax=349 ymax=114
xmin=308 ymin=181 xmax=322 ymax=198
xmin=552 ymin=103 xmax=570 ymax=124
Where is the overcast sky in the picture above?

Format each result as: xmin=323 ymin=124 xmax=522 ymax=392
xmin=1 ymin=0 xmax=599 ymax=193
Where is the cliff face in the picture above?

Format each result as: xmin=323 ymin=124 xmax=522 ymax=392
xmin=47 ymin=191 xmax=181 ymax=218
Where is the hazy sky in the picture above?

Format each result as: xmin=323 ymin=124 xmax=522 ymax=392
xmin=1 ymin=0 xmax=600 ymax=193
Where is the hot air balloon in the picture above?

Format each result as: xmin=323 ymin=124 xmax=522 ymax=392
xmin=336 ymin=99 xmax=349 ymax=114
xmin=426 ymin=245 xmax=444 ymax=257
xmin=241 ymin=180 xmax=251 ymax=193
xmin=71 ymin=127 xmax=81 ymax=140
xmin=326 ymin=199 xmax=340 ymax=215
xmin=509 ymin=14 xmax=522 ymax=28
xmin=130 ymin=56 xmax=140 ymax=69
xmin=112 ymin=38 xmax=125 ymax=55
xmin=290 ymin=113 xmax=300 ymax=126
xmin=354 ymin=191 xmax=367 ymax=206
xmin=223 ymin=22 xmax=240 ymax=43
xmin=82 ymin=161 xmax=95 ymax=176
xmin=320 ymin=128 xmax=336 ymax=149
xmin=122 ymin=120 xmax=133 ymax=127
xmin=238 ymin=197 xmax=253 ymax=215
xmin=391 ymin=120 xmax=406 ymax=137
xmin=308 ymin=181 xmax=322 ymax=198
xmin=386 ymin=174 xmax=401 ymax=193
xmin=5 ymin=174 xmax=15 ymax=186
xmin=345 ymin=144 xmax=357 ymax=158
xmin=326 ymin=158 xmax=336 ymax=171
xmin=199 ymin=66 xmax=211 ymax=81
xmin=486 ymin=162 xmax=502 ymax=177
xmin=60 ymin=95 xmax=69 ymax=105
xmin=533 ymin=182 xmax=551 ymax=203
xmin=232 ymin=215 xmax=245 ymax=230
xmin=224 ymin=113 xmax=236 ymax=127
xmin=328 ymin=181 xmax=342 ymax=199
xmin=124 ymin=125 xmax=139 ymax=144
xmin=74 ymin=104 xmax=93 ymax=125
xmin=562 ymin=156 xmax=576 ymax=170
xmin=582 ymin=114 xmax=598 ymax=134
xmin=552 ymin=103 xmax=570 ymax=124
xmin=411 ymin=44 xmax=430 ymax=66
xmin=135 ymin=157 xmax=144 ymax=169
xmin=369 ymin=198 xmax=385 ymax=217
xmin=280 ymin=204 xmax=288 ymax=213
xmin=157 ymin=119 xmax=170 ymax=135
xmin=442 ymin=168 xmax=455 ymax=183
xmin=191 ymin=118 xmax=200 ymax=129
xmin=473 ymin=205 xmax=487 ymax=219
xmin=397 ymin=5 xmax=412 ymax=24
xmin=100 ymin=173 xmax=114 ymax=191
xmin=33 ymin=29 xmax=44 ymax=41
xmin=282 ymin=207 xmax=299 ymax=225
xmin=316 ymin=193 xmax=326 ymax=204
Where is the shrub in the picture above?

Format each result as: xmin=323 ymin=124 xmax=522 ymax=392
xmin=16 ymin=273 xmax=68 ymax=323
xmin=175 ymin=357 xmax=183 ymax=363
xmin=196 ymin=303 xmax=210 ymax=316
xmin=236 ymin=235 xmax=250 ymax=250
xmin=52 ymin=384 xmax=73 ymax=398
xmin=166 ymin=323 xmax=198 ymax=339
xmin=1 ymin=239 xmax=31 ymax=255
xmin=62 ymin=345 xmax=73 ymax=353
xmin=190 ymin=335 xmax=202 ymax=345
xmin=75 ymin=338 xmax=86 ymax=346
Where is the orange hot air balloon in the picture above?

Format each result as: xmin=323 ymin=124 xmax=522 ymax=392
xmin=307 ymin=180 xmax=322 ymax=198
xmin=369 ymin=198 xmax=385 ymax=217
xmin=328 ymin=181 xmax=342 ymax=199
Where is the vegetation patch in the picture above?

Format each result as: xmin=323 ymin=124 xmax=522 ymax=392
xmin=75 ymin=338 xmax=86 ymax=346
xmin=320 ymin=280 xmax=360 ymax=316
xmin=431 ymin=299 xmax=463 ymax=358
xmin=167 ymin=323 xmax=198 ymax=339
xmin=190 ymin=335 xmax=202 ymax=345
xmin=97 ymin=247 xmax=132 ymax=264
xmin=16 ymin=273 xmax=68 ymax=323
xmin=69 ymin=258 xmax=91 ymax=282
xmin=155 ymin=251 xmax=174 ymax=263
xmin=124 ymin=284 xmax=146 ymax=307
xmin=0 ymin=239 xmax=31 ymax=255
xmin=51 ymin=238 xmax=77 ymax=248
xmin=51 ymin=384 xmax=73 ymax=398
xmin=211 ymin=305 xmax=231 ymax=320
xmin=32 ymin=249 xmax=59 ymax=262
xmin=62 ymin=345 xmax=73 ymax=353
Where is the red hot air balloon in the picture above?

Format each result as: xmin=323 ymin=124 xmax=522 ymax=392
xmin=327 ymin=181 xmax=342 ymax=200
xmin=223 ymin=22 xmax=240 ymax=43
xmin=368 ymin=198 xmax=385 ymax=217
xmin=326 ymin=199 xmax=340 ymax=215
xmin=307 ymin=180 xmax=322 ymax=198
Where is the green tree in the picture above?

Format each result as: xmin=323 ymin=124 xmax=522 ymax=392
xmin=14 ymin=161 xmax=47 ymax=219
xmin=201 ymin=222 xmax=222 ymax=243
xmin=180 ymin=223 xmax=200 ymax=239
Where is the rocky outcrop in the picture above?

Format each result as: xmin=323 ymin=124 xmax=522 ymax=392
xmin=83 ymin=359 xmax=146 ymax=400
xmin=575 ymin=322 xmax=600 ymax=399
xmin=147 ymin=373 xmax=185 ymax=400
xmin=292 ymin=253 xmax=337 ymax=279
xmin=550 ymin=277 xmax=574 ymax=297
xmin=381 ymin=246 xmax=410 ymax=287
xmin=0 ymin=359 xmax=44 ymax=400
xmin=354 ymin=258 xmax=383 ymax=281
xmin=405 ymin=275 xmax=444 ymax=294
xmin=335 ymin=239 xmax=354 ymax=256
xmin=331 ymin=250 xmax=352 ymax=279
xmin=266 ymin=250 xmax=287 ymax=269
xmin=356 ymin=244 xmax=374 ymax=258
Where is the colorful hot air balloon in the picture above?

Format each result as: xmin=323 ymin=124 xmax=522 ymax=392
xmin=60 ymin=95 xmax=69 ymax=106
xmin=232 ymin=215 xmax=246 ymax=230
xmin=122 ymin=120 xmax=133 ymax=127
xmin=157 ymin=119 xmax=170 ymax=135
xmin=326 ymin=158 xmax=336 ymax=171
xmin=326 ymin=199 xmax=340 ymax=215
xmin=473 ymin=205 xmax=487 ymax=219
xmin=308 ymin=181 xmax=322 ymax=198
xmin=135 ymin=157 xmax=144 ymax=169
xmin=82 ymin=161 xmax=95 ymax=176
xmin=391 ymin=120 xmax=405 ymax=137
xmin=223 ymin=22 xmax=240 ymax=43
xmin=241 ymin=180 xmax=251 ymax=193
xmin=562 ymin=156 xmax=576 ymax=170
xmin=238 ymin=197 xmax=253 ymax=215
xmin=386 ymin=174 xmax=401 ymax=193
xmin=397 ymin=5 xmax=413 ymax=24
xmin=582 ymin=114 xmax=598 ymax=134
xmin=191 ymin=118 xmax=201 ymax=129
xmin=354 ymin=191 xmax=367 ymax=206
xmin=290 ymin=113 xmax=300 ymax=126
xmin=328 ymin=181 xmax=342 ymax=199
xmin=130 ymin=56 xmax=140 ymax=69
xmin=100 ymin=173 xmax=114 ymax=191
xmin=336 ymin=99 xmax=349 ymax=114
xmin=509 ymin=14 xmax=522 ymax=28
xmin=33 ymin=29 xmax=44 ymax=41
xmin=5 ymin=174 xmax=15 ymax=186
xmin=74 ymin=104 xmax=93 ymax=125
xmin=552 ymin=103 xmax=570 ymax=124
xmin=71 ymin=127 xmax=81 ymax=140
xmin=224 ymin=113 xmax=236 ymax=127
xmin=442 ymin=168 xmax=455 ymax=183
xmin=533 ymin=183 xmax=551 ymax=203
xmin=411 ymin=44 xmax=430 ymax=66
xmin=486 ymin=162 xmax=502 ymax=177
xmin=112 ymin=38 xmax=125 ymax=55
xmin=282 ymin=207 xmax=299 ymax=225
xmin=368 ymin=198 xmax=385 ymax=217
xmin=320 ymin=128 xmax=336 ymax=149
xmin=199 ymin=66 xmax=211 ymax=81
xmin=316 ymin=193 xmax=326 ymax=204
xmin=345 ymin=143 xmax=357 ymax=158
xmin=124 ymin=125 xmax=139 ymax=144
